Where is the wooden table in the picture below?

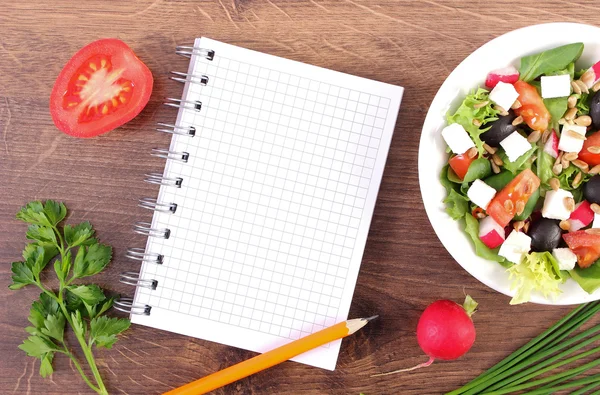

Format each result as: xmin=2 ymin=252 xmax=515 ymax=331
xmin=1 ymin=1 xmax=599 ymax=394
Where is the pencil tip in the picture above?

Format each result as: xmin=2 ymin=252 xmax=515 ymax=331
xmin=364 ymin=315 xmax=379 ymax=322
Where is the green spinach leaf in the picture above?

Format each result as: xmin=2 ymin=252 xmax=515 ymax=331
xmin=463 ymin=158 xmax=492 ymax=183
xmin=519 ymin=43 xmax=584 ymax=82
xmin=463 ymin=213 xmax=509 ymax=267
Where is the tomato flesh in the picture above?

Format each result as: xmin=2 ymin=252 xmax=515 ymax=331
xmin=579 ymin=131 xmax=600 ymax=166
xmin=449 ymin=154 xmax=475 ymax=180
xmin=50 ymin=39 xmax=153 ymax=138
xmin=513 ymin=81 xmax=550 ymax=132
xmin=486 ymin=168 xmax=540 ymax=227
xmin=563 ymin=231 xmax=600 ymax=268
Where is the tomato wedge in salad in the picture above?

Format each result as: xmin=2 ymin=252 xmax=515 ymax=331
xmin=449 ymin=154 xmax=475 ymax=180
xmin=579 ymin=131 xmax=600 ymax=166
xmin=563 ymin=230 xmax=600 ymax=268
xmin=486 ymin=169 xmax=541 ymax=227
xmin=50 ymin=39 xmax=153 ymax=138
xmin=513 ymin=81 xmax=550 ymax=132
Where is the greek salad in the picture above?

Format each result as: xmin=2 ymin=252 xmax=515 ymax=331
xmin=440 ymin=43 xmax=600 ymax=304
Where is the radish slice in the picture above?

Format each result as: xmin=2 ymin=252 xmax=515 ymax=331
xmin=485 ymin=66 xmax=520 ymax=89
xmin=544 ymin=129 xmax=559 ymax=158
xmin=479 ymin=216 xmax=506 ymax=249
xmin=569 ymin=200 xmax=595 ymax=231
xmin=582 ymin=60 xmax=600 ymax=88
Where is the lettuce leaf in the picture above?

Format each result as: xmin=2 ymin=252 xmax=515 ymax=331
xmin=570 ymin=260 xmax=600 ymax=294
xmin=446 ymin=88 xmax=499 ymax=156
xmin=507 ymin=252 xmax=564 ymax=304
xmin=441 ymin=165 xmax=470 ymax=220
xmin=537 ymin=146 xmax=555 ymax=186
xmin=463 ymin=213 xmax=509 ymax=267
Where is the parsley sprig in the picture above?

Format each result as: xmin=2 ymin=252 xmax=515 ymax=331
xmin=9 ymin=200 xmax=130 ymax=395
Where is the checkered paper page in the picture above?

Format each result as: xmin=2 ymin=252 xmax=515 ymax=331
xmin=131 ymin=38 xmax=403 ymax=370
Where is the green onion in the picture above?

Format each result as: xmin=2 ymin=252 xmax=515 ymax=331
xmin=447 ymin=301 xmax=600 ymax=395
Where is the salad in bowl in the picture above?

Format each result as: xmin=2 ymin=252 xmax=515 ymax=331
xmin=420 ymin=23 xmax=600 ymax=304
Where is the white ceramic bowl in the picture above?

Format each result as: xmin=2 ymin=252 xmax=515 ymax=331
xmin=419 ymin=22 xmax=600 ymax=305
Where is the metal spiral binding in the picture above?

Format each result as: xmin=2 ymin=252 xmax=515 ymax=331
xmin=132 ymin=221 xmax=171 ymax=239
xmin=114 ymin=297 xmax=152 ymax=315
xmin=156 ymin=123 xmax=196 ymax=136
xmin=144 ymin=173 xmax=183 ymax=188
xmin=138 ymin=197 xmax=177 ymax=213
xmin=170 ymin=71 xmax=209 ymax=86
xmin=125 ymin=247 xmax=163 ymax=264
xmin=175 ymin=45 xmax=215 ymax=60
xmin=119 ymin=271 xmax=158 ymax=290
xmin=151 ymin=148 xmax=189 ymax=162
xmin=163 ymin=98 xmax=202 ymax=111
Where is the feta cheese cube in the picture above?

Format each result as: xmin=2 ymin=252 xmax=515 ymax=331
xmin=542 ymin=189 xmax=574 ymax=220
xmin=500 ymin=131 xmax=532 ymax=162
xmin=593 ymin=213 xmax=600 ymax=228
xmin=552 ymin=248 xmax=577 ymax=271
xmin=559 ymin=124 xmax=587 ymax=153
xmin=541 ymin=74 xmax=571 ymax=98
xmin=467 ymin=179 xmax=496 ymax=210
xmin=441 ymin=123 xmax=475 ymax=155
xmin=499 ymin=230 xmax=531 ymax=264
xmin=489 ymin=81 xmax=519 ymax=111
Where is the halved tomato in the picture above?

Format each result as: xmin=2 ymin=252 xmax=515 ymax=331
xmin=513 ymin=81 xmax=550 ymax=132
xmin=449 ymin=153 xmax=475 ymax=180
xmin=579 ymin=131 xmax=600 ymax=167
xmin=486 ymin=168 xmax=540 ymax=227
xmin=50 ymin=39 xmax=153 ymax=138
xmin=563 ymin=230 xmax=600 ymax=268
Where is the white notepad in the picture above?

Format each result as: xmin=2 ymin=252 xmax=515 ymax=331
xmin=130 ymin=37 xmax=403 ymax=370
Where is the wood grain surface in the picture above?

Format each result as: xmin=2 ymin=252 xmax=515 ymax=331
xmin=1 ymin=1 xmax=599 ymax=394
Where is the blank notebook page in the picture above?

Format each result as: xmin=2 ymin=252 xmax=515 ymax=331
xmin=132 ymin=37 xmax=403 ymax=370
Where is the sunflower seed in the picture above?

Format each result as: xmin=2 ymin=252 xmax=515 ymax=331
xmin=568 ymin=94 xmax=578 ymax=109
xmin=555 ymin=152 xmax=564 ymax=166
xmin=572 ymin=171 xmax=582 ymax=188
xmin=591 ymin=203 xmax=600 ymax=215
xmin=567 ymin=130 xmax=587 ymax=140
xmin=549 ymin=177 xmax=560 ymax=191
xmin=590 ymin=164 xmax=600 ymax=175
xmin=588 ymin=146 xmax=600 ymax=154
xmin=491 ymin=160 xmax=501 ymax=174
xmin=582 ymin=71 xmax=595 ymax=87
xmin=553 ymin=163 xmax=563 ymax=175
xmin=513 ymin=220 xmax=525 ymax=231
xmin=523 ymin=221 xmax=530 ymax=233
xmin=483 ymin=143 xmax=497 ymax=155
xmin=559 ymin=220 xmax=571 ymax=231
xmin=492 ymin=153 xmax=504 ymax=166
xmin=563 ymin=152 xmax=578 ymax=161
xmin=476 ymin=212 xmax=487 ymax=219
xmin=472 ymin=119 xmax=482 ymax=127
xmin=558 ymin=117 xmax=567 ymax=125
xmin=511 ymin=99 xmax=522 ymax=110
xmin=575 ymin=115 xmax=592 ymax=127
xmin=572 ymin=159 xmax=590 ymax=171
xmin=473 ymin=100 xmax=489 ymax=109
xmin=527 ymin=130 xmax=541 ymax=143
xmin=561 ymin=157 xmax=570 ymax=169
xmin=504 ymin=200 xmax=514 ymax=212
xmin=467 ymin=147 xmax=478 ymax=159
xmin=516 ymin=200 xmax=525 ymax=216
xmin=572 ymin=80 xmax=582 ymax=95
xmin=542 ymin=129 xmax=552 ymax=144
xmin=576 ymin=80 xmax=589 ymax=94
xmin=593 ymin=81 xmax=600 ymax=93
xmin=512 ymin=116 xmax=524 ymax=126
xmin=586 ymin=228 xmax=600 ymax=235
xmin=565 ymin=107 xmax=578 ymax=121
xmin=564 ymin=197 xmax=575 ymax=212
xmin=494 ymin=104 xmax=509 ymax=116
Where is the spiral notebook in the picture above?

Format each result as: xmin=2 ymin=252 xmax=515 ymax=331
xmin=117 ymin=37 xmax=403 ymax=370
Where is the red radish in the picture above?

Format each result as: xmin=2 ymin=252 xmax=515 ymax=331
xmin=569 ymin=201 xmax=595 ymax=232
xmin=479 ymin=216 xmax=506 ymax=249
xmin=543 ymin=129 xmax=559 ymax=158
xmin=582 ymin=60 xmax=600 ymax=88
xmin=485 ymin=66 xmax=519 ymax=89
xmin=373 ymin=296 xmax=478 ymax=376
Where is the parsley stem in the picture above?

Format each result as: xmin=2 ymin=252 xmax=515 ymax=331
xmin=61 ymin=343 xmax=100 ymax=393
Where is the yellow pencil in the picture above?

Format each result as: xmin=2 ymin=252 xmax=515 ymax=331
xmin=163 ymin=315 xmax=378 ymax=395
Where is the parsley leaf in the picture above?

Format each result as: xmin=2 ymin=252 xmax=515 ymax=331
xmin=90 ymin=316 xmax=131 ymax=349
xmin=28 ymin=293 xmax=61 ymax=329
xmin=26 ymin=225 xmax=57 ymax=245
xmin=16 ymin=201 xmax=49 ymax=226
xmin=64 ymin=222 xmax=95 ymax=247
xmin=18 ymin=335 xmax=60 ymax=358
xmin=43 ymin=200 xmax=67 ymax=226
xmin=69 ymin=284 xmax=105 ymax=306
xmin=72 ymin=243 xmax=112 ymax=280
xmin=40 ymin=313 xmax=65 ymax=341
xmin=70 ymin=310 xmax=85 ymax=337
xmin=39 ymin=353 xmax=55 ymax=378
xmin=85 ymin=298 xmax=115 ymax=320
xmin=9 ymin=261 xmax=35 ymax=290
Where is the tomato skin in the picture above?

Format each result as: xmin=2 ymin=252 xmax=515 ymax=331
xmin=50 ymin=39 xmax=153 ymax=138
xmin=563 ymin=231 xmax=600 ymax=268
xmin=513 ymin=81 xmax=550 ymax=132
xmin=579 ymin=131 xmax=600 ymax=166
xmin=486 ymin=168 xmax=540 ymax=227
xmin=449 ymin=154 xmax=475 ymax=180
